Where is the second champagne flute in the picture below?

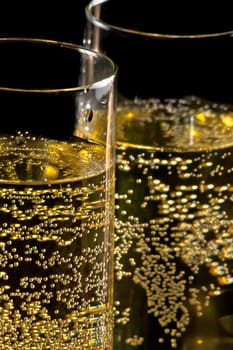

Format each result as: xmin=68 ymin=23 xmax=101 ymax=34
xmin=85 ymin=1 xmax=233 ymax=349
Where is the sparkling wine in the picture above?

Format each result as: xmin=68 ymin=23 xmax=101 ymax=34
xmin=114 ymin=97 xmax=233 ymax=349
xmin=0 ymin=135 xmax=114 ymax=349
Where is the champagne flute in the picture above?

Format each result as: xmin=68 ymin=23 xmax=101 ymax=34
xmin=84 ymin=2 xmax=233 ymax=349
xmin=0 ymin=37 xmax=116 ymax=349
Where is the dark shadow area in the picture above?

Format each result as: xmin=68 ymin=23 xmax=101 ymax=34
xmin=0 ymin=1 xmax=89 ymax=44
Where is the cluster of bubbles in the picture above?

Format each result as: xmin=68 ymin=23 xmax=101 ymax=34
xmin=114 ymin=97 xmax=233 ymax=348
xmin=0 ymin=135 xmax=113 ymax=349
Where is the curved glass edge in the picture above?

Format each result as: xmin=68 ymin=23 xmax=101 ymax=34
xmin=86 ymin=0 xmax=233 ymax=39
xmin=0 ymin=37 xmax=117 ymax=93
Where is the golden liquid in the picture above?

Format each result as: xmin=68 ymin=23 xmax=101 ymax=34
xmin=114 ymin=97 xmax=233 ymax=350
xmin=0 ymin=135 xmax=114 ymax=349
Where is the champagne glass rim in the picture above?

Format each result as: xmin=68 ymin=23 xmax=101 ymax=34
xmin=86 ymin=0 xmax=233 ymax=39
xmin=0 ymin=37 xmax=117 ymax=93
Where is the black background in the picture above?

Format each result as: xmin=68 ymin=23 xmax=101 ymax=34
xmin=0 ymin=1 xmax=90 ymax=139
xmin=1 ymin=1 xmax=233 ymax=104
xmin=0 ymin=1 xmax=89 ymax=45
